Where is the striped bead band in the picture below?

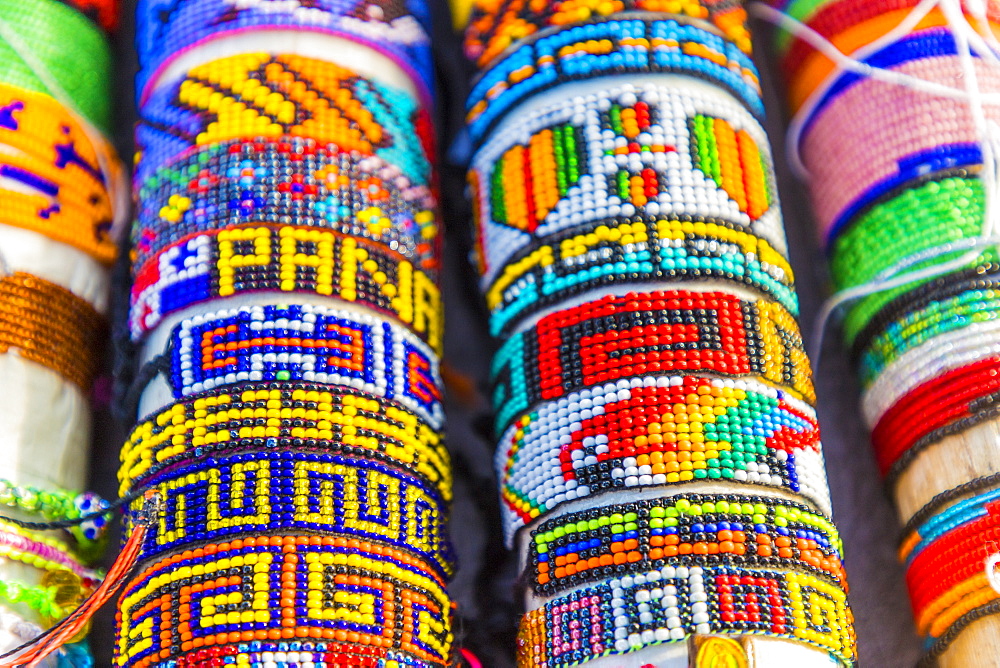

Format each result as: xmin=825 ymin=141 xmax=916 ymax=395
xmin=528 ymin=493 xmax=844 ymax=596
xmin=485 ymin=215 xmax=797 ymax=338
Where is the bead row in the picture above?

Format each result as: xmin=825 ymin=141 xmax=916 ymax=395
xmin=133 ymin=137 xmax=438 ymax=276
xmin=130 ymin=223 xmax=442 ymax=351
xmin=491 ymin=289 xmax=813 ymax=434
xmin=170 ymin=641 xmax=436 ymax=668
xmin=528 ymin=492 xmax=845 ymax=596
xmin=497 ymin=374 xmax=831 ymax=544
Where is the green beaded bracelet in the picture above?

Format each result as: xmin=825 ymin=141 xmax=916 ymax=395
xmin=830 ymin=171 xmax=998 ymax=344
xmin=0 ymin=0 xmax=112 ymax=131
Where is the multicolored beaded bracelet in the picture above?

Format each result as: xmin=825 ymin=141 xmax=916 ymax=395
xmin=491 ymin=290 xmax=814 ymax=433
xmin=124 ymin=449 xmax=453 ymax=577
xmin=130 ymin=224 xmax=442 ymax=352
xmin=119 ymin=384 xmax=450 ymax=499
xmin=135 ymin=53 xmax=434 ymax=192
xmin=517 ymin=563 xmax=855 ymax=666
xmin=0 ymin=480 xmax=109 ymax=547
xmin=528 ymin=493 xmax=845 ymax=596
xmin=850 ymin=263 xmax=1000 ymax=362
xmin=135 ymin=0 xmax=433 ymax=107
xmin=170 ymin=641 xmax=436 ymax=668
xmin=115 ymin=535 xmax=453 ymax=668
xmin=0 ymin=0 xmax=112 ymax=132
xmin=156 ymin=303 xmax=443 ymax=429
xmin=469 ymin=78 xmax=785 ymax=288
xmin=0 ymin=84 xmax=121 ymax=263
xmin=497 ymin=374 xmax=831 ymax=544
xmin=831 ymin=171 xmax=994 ymax=344
xmin=899 ymin=487 xmax=1000 ymax=649
xmin=857 ymin=286 xmax=1000 ymax=387
xmin=485 ymin=215 xmax=797 ymax=337
xmin=800 ymin=35 xmax=1000 ymax=242
xmin=466 ymin=15 xmax=764 ymax=143
xmin=464 ymin=0 xmax=752 ymax=69
xmin=0 ymin=271 xmax=105 ymax=391
xmin=133 ymin=138 xmax=438 ymax=276
xmin=0 ymin=520 xmax=101 ymax=583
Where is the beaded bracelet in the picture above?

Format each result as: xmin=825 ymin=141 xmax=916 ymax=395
xmin=518 ymin=563 xmax=855 ymax=667
xmin=133 ymin=138 xmax=438 ymax=276
xmin=464 ymin=0 xmax=752 ymax=69
xmin=497 ymin=374 xmax=831 ymax=544
xmin=0 ymin=480 xmax=108 ymax=545
xmin=0 ymin=84 xmax=120 ymax=263
xmin=0 ymin=521 xmax=101 ymax=583
xmin=135 ymin=0 xmax=433 ymax=107
xmin=115 ymin=535 xmax=453 ymax=668
xmin=872 ymin=355 xmax=1000 ymax=479
xmin=801 ymin=39 xmax=1000 ymax=243
xmin=466 ymin=15 xmax=764 ymax=144
xmin=157 ymin=303 xmax=443 ymax=429
xmin=491 ymin=290 xmax=814 ymax=433
xmin=130 ymin=224 xmax=442 ymax=351
xmin=0 ymin=271 xmax=105 ymax=391
xmin=899 ymin=487 xmax=1000 ymax=650
xmin=528 ymin=493 xmax=845 ymax=596
xmin=119 ymin=383 xmax=450 ymax=499
xmin=171 ymin=642 xmax=436 ymax=668
xmin=135 ymin=53 xmax=434 ymax=192
xmin=469 ymin=78 xmax=785 ymax=288
xmin=0 ymin=0 xmax=112 ymax=131
xmin=831 ymin=171 xmax=994 ymax=344
xmin=485 ymin=215 xmax=797 ymax=338
xmin=124 ymin=449 xmax=453 ymax=577
xmin=850 ymin=264 xmax=1000 ymax=362
xmin=857 ymin=286 xmax=1000 ymax=388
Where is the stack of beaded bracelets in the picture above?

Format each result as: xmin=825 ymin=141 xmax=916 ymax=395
xmin=0 ymin=0 xmax=121 ymax=665
xmin=464 ymin=0 xmax=856 ymax=664
xmin=119 ymin=0 xmax=453 ymax=665
xmin=769 ymin=0 xmax=1000 ymax=661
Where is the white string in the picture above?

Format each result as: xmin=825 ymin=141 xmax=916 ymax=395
xmin=752 ymin=0 xmax=1000 ymax=364
xmin=0 ymin=15 xmax=128 ymax=236
xmin=986 ymin=552 xmax=1000 ymax=595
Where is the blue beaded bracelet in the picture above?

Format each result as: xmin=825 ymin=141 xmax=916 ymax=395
xmin=125 ymin=449 xmax=454 ymax=578
xmin=156 ymin=303 xmax=444 ymax=429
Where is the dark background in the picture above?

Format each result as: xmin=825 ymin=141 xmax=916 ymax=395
xmin=85 ymin=2 xmax=924 ymax=665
